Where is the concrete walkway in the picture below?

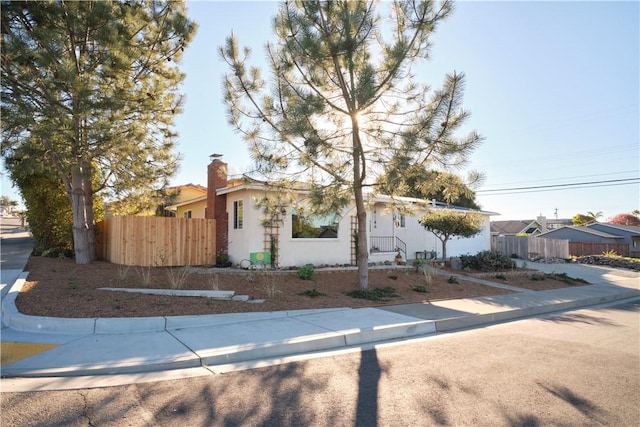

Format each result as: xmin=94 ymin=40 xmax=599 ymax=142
xmin=2 ymin=255 xmax=638 ymax=391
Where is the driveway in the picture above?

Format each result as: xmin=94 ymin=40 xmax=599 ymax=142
xmin=515 ymin=259 xmax=640 ymax=290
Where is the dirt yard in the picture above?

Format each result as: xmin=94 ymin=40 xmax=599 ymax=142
xmin=15 ymin=256 xmax=588 ymax=318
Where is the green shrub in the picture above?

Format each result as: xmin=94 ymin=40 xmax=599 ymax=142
xmin=411 ymin=285 xmax=428 ymax=293
xmin=41 ymin=247 xmax=73 ymax=259
xmin=529 ymin=273 xmax=546 ymax=281
xmin=412 ymin=258 xmax=425 ymax=272
xmin=447 ymin=276 xmax=459 ymax=284
xmin=298 ymin=264 xmax=315 ymax=280
xmin=347 ymin=286 xmax=398 ymax=301
xmin=301 ymin=288 xmax=325 ymax=298
xmin=459 ymin=251 xmax=516 ymax=272
xmin=215 ymin=251 xmax=231 ymax=268
xmin=546 ymin=272 xmax=589 ymax=285
xmin=494 ymin=273 xmax=507 ymax=281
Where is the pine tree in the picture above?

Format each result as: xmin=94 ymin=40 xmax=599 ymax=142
xmin=378 ymin=166 xmax=482 ymax=209
xmin=220 ymin=0 xmax=481 ymax=288
xmin=1 ymin=0 xmax=196 ymax=263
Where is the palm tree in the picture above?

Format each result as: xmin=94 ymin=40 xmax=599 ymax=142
xmin=586 ymin=211 xmax=603 ymax=223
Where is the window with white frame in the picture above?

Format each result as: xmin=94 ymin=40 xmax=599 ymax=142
xmin=183 ymin=210 xmax=192 ymax=219
xmin=233 ymin=200 xmax=243 ymax=229
xmin=393 ymin=212 xmax=406 ymax=228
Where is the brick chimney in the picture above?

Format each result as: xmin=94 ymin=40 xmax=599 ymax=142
xmin=207 ymin=157 xmax=228 ymax=254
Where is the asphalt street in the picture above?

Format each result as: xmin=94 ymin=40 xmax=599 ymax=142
xmin=2 ymin=299 xmax=638 ymax=426
xmin=0 ymin=216 xmax=33 ymax=300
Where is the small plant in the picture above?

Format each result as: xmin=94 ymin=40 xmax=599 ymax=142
xmin=422 ymin=264 xmax=435 ymax=286
xmin=208 ymin=274 xmax=221 ymax=291
xmin=245 ymin=270 xmax=256 ymax=283
xmin=301 ymin=288 xmax=325 ymax=298
xmin=264 ymin=283 xmax=281 ymax=299
xmin=67 ymin=276 xmax=78 ymax=290
xmin=138 ymin=266 xmax=152 ymax=287
xmin=529 ymin=273 xmax=546 ymax=281
xmin=447 ymin=276 xmax=459 ymax=284
xmin=546 ymin=272 xmax=589 ymax=285
xmin=166 ymin=267 xmax=190 ymax=290
xmin=347 ymin=286 xmax=399 ymax=301
xmin=494 ymin=273 xmax=507 ymax=281
xmin=42 ymin=247 xmax=73 ymax=259
xmin=411 ymin=285 xmax=428 ymax=293
xmin=602 ymin=249 xmax=618 ymax=257
xmin=117 ymin=264 xmax=131 ymax=282
xmin=298 ymin=264 xmax=315 ymax=280
xmin=412 ymin=258 xmax=425 ymax=272
xmin=215 ymin=251 xmax=231 ymax=268
xmin=262 ymin=271 xmax=281 ymax=299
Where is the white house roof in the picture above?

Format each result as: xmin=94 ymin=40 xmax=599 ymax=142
xmin=216 ymin=182 xmax=499 ymax=216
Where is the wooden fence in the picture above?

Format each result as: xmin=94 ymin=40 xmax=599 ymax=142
xmin=491 ymin=236 xmax=569 ymax=259
xmin=568 ymin=242 xmax=629 ymax=257
xmin=96 ymin=216 xmax=216 ymax=266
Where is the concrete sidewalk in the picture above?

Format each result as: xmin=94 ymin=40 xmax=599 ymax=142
xmin=2 ymin=260 xmax=638 ymax=387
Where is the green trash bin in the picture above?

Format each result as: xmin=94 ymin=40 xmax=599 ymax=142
xmin=250 ymin=251 xmax=271 ymax=266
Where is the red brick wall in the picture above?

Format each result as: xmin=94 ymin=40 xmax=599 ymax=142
xmin=207 ymin=160 xmax=228 ymax=253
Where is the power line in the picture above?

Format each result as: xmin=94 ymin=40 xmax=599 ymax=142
xmin=477 ymin=178 xmax=639 ymax=193
xmin=478 ymin=178 xmax=640 ymax=197
xmin=480 ymin=170 xmax=639 ymax=188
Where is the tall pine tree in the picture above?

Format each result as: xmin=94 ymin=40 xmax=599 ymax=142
xmin=221 ymin=0 xmax=481 ymax=288
xmin=1 ymin=0 xmax=196 ymax=263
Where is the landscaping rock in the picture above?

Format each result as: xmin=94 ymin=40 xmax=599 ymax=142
xmin=576 ymin=255 xmax=640 ymax=271
xmin=450 ymin=257 xmax=462 ymax=270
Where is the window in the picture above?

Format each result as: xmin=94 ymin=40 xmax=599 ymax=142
xmin=233 ymin=200 xmax=243 ymax=229
xmin=183 ymin=210 xmax=192 ymax=219
xmin=394 ymin=213 xmax=406 ymax=228
xmin=292 ymin=209 xmax=339 ymax=238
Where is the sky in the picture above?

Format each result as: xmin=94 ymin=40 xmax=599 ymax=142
xmin=1 ymin=0 xmax=639 ymax=222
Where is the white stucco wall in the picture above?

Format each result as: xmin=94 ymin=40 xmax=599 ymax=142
xmin=224 ymin=188 xmax=494 ymax=267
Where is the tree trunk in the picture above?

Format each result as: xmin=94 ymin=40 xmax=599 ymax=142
xmin=354 ymin=183 xmax=369 ymax=288
xmin=352 ymin=120 xmax=368 ymax=289
xmin=70 ymin=162 xmax=96 ymax=264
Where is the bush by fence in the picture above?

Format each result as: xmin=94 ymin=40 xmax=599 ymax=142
xmin=96 ymin=216 xmax=216 ymax=266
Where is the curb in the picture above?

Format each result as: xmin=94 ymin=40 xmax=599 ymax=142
xmin=4 ymin=292 xmax=638 ymax=378
xmin=1 ymin=275 xmax=353 ymax=334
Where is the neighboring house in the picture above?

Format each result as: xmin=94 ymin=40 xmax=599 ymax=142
xmin=587 ymin=223 xmax=640 ymax=257
xmin=537 ymin=226 xmax=625 ymax=243
xmin=491 ymin=216 xmax=572 ymax=236
xmin=205 ymin=158 xmax=497 ymax=267
xmin=162 ymin=184 xmax=207 ymax=218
